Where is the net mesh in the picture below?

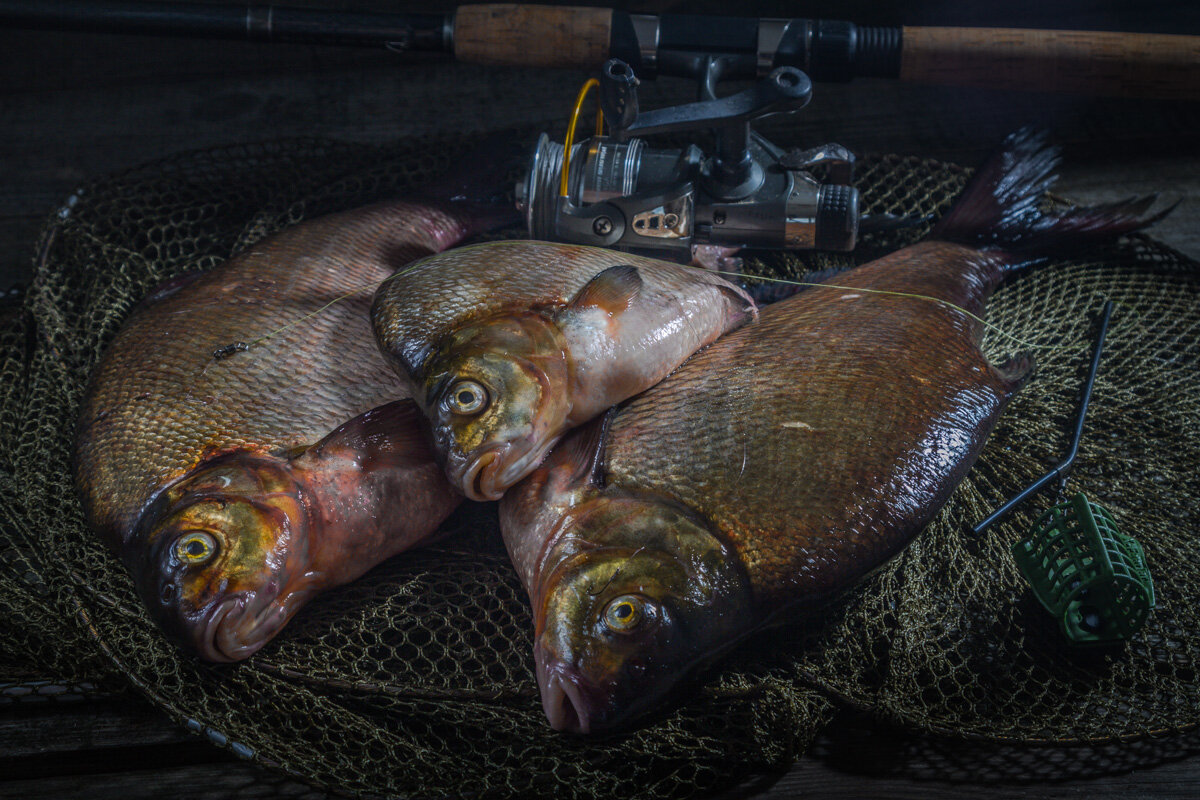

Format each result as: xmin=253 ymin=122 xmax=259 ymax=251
xmin=0 ymin=131 xmax=1197 ymax=797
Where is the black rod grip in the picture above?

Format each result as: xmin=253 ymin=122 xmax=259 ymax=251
xmin=806 ymin=20 xmax=903 ymax=81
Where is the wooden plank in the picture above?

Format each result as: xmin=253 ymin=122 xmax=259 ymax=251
xmin=2 ymin=3 xmax=1198 ymax=292
xmin=2 ymin=699 xmax=1199 ymax=798
xmin=2 ymin=64 xmax=1197 ymax=292
xmin=769 ymin=760 xmax=1200 ymax=800
xmin=0 ymin=217 xmax=44 ymax=288
xmin=1056 ymin=158 xmax=1200 ymax=262
xmin=0 ymin=762 xmax=336 ymax=800
xmin=8 ymin=752 xmax=1199 ymax=800
xmin=0 ymin=700 xmax=193 ymax=758
xmin=778 ymin=711 xmax=1200 ymax=798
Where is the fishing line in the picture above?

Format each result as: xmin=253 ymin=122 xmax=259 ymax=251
xmin=709 ymin=268 xmax=1132 ymax=355
xmin=211 ymin=259 xmax=430 ymax=360
xmin=587 ymin=547 xmax=646 ymax=596
xmin=215 ymin=248 xmax=1134 ymax=362
xmin=560 ymin=78 xmax=605 ymax=199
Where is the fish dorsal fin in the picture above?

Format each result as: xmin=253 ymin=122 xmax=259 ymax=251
xmin=302 ymin=399 xmax=433 ymax=466
xmin=568 ymin=265 xmax=643 ymax=315
xmin=554 ymin=407 xmax=617 ymax=489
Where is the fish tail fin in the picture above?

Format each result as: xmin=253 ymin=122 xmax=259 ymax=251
xmin=931 ymin=128 xmax=1173 ymax=255
xmin=419 ymin=132 xmax=526 ymax=233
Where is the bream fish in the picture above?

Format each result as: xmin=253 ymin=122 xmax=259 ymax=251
xmin=76 ymin=197 xmax=499 ymax=662
xmin=370 ymin=242 xmax=757 ymax=501
xmin=499 ymin=131 xmax=1168 ymax=732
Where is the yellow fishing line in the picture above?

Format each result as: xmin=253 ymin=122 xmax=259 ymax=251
xmin=231 ymin=250 xmax=1129 ymax=359
xmin=709 ymin=268 xmax=1118 ymax=354
xmin=560 ymin=78 xmax=604 ymax=198
xmin=227 ymin=258 xmax=432 ymax=356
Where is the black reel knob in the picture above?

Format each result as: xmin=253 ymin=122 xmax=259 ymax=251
xmin=815 ymin=184 xmax=860 ymax=251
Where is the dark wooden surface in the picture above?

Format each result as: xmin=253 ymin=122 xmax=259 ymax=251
xmin=3 ymin=684 xmax=1200 ymax=799
xmin=2 ymin=1 xmax=1199 ymax=798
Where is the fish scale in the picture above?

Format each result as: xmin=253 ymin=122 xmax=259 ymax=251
xmin=77 ymin=201 xmax=466 ymax=542
xmin=370 ymin=239 xmax=756 ymax=501
xmin=499 ymin=130 xmax=1170 ymax=733
xmin=74 ymin=198 xmax=475 ymax=662
xmin=372 ymin=240 xmax=754 ymax=380
xmin=605 ymin=241 xmax=1017 ymax=606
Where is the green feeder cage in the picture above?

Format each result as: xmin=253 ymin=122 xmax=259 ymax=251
xmin=976 ymin=302 xmax=1156 ymax=646
xmin=1012 ymin=492 xmax=1155 ymax=646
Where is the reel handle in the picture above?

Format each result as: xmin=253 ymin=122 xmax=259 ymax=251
xmin=601 ymin=59 xmax=811 ymax=198
xmin=600 ymin=60 xmax=812 ymax=141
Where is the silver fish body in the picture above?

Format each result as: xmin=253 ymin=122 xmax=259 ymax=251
xmin=371 ymin=241 xmax=756 ymax=500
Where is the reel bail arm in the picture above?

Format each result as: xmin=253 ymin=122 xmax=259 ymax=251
xmin=519 ymin=57 xmax=867 ymax=256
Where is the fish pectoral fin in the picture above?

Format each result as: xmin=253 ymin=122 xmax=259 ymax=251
xmin=995 ymin=352 xmax=1036 ymax=393
xmin=568 ymin=265 xmax=643 ymax=315
xmin=302 ymin=399 xmax=433 ymax=466
xmin=552 ymin=407 xmax=617 ymax=489
xmin=719 ymin=282 xmax=760 ymax=325
xmin=282 ymin=443 xmax=312 ymax=460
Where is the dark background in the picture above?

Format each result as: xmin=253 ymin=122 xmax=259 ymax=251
xmin=1 ymin=1 xmax=1199 ymax=798
xmin=1 ymin=0 xmax=1198 ymax=293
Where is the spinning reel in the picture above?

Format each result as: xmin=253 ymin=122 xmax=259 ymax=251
xmin=518 ymin=56 xmax=893 ymax=258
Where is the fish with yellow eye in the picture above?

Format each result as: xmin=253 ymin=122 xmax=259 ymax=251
xmin=499 ymin=130 xmax=1171 ymax=732
xmin=76 ymin=190 xmax=508 ymax=661
xmin=371 ymin=242 xmax=757 ymax=501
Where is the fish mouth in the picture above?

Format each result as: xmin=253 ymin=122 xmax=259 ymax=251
xmin=497 ymin=434 xmax=561 ymax=491
xmin=458 ymin=434 xmax=561 ymax=502
xmin=459 ymin=447 xmax=506 ymax=502
xmin=194 ymin=586 xmax=316 ymax=663
xmin=534 ymin=646 xmax=609 ymax=734
xmin=194 ymin=595 xmax=249 ymax=663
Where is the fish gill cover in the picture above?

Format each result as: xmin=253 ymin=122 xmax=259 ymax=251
xmin=1 ymin=131 xmax=1198 ymax=798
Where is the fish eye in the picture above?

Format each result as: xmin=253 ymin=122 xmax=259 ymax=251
xmin=446 ymin=379 xmax=489 ymax=415
xmin=175 ymin=531 xmax=217 ymax=566
xmin=603 ymin=594 xmax=648 ymax=633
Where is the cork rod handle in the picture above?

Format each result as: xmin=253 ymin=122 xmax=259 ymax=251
xmin=454 ymin=4 xmax=612 ymax=69
xmin=901 ymin=27 xmax=1200 ymax=100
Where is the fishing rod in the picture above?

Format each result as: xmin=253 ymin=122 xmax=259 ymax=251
xmin=3 ymin=1 xmax=1188 ymax=258
xmin=4 ymin=1 xmax=1200 ymax=99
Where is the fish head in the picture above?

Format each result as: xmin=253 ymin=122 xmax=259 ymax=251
xmin=129 ymin=456 xmax=318 ymax=663
xmin=422 ymin=315 xmax=570 ymax=501
xmin=532 ymin=497 xmax=754 ymax=734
